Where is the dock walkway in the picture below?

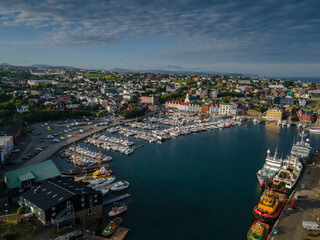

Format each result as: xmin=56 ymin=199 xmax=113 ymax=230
xmin=269 ymin=151 xmax=320 ymax=240
xmin=103 ymin=193 xmax=130 ymax=206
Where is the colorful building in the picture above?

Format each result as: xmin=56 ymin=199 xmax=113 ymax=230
xmin=201 ymin=105 xmax=210 ymax=113
xmin=209 ymin=104 xmax=220 ymax=114
xmin=297 ymin=109 xmax=314 ymax=123
xmin=140 ymin=95 xmax=159 ymax=105
xmin=266 ymin=108 xmax=283 ymax=121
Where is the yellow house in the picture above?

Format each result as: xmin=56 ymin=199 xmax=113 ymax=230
xmin=266 ymin=108 xmax=283 ymax=121
xmin=294 ymin=93 xmax=300 ymax=98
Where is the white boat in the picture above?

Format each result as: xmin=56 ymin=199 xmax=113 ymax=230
xmin=108 ymin=203 xmax=128 ymax=217
xmin=111 ymin=181 xmax=130 ymax=191
xmin=309 ymin=127 xmax=320 ymax=133
xmin=90 ymin=177 xmax=115 ymax=188
xmin=125 ymin=149 xmax=134 ymax=155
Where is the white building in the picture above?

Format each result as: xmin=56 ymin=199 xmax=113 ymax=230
xmin=0 ymin=136 xmax=14 ymax=164
xmin=219 ymin=103 xmax=238 ymax=115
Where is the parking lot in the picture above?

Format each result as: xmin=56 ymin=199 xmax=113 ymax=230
xmin=0 ymin=117 xmax=111 ymax=175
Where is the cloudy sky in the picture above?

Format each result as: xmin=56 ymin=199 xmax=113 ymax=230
xmin=0 ymin=0 xmax=319 ymax=77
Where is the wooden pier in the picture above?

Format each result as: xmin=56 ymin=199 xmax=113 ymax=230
xmin=83 ymin=227 xmax=129 ymax=240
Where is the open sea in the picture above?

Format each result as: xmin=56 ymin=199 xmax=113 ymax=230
xmin=54 ymin=123 xmax=320 ymax=240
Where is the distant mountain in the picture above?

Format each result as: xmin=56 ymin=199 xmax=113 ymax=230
xmin=109 ymin=67 xmax=135 ymax=73
xmin=108 ymin=67 xmax=243 ymax=76
xmin=31 ymin=64 xmax=74 ymax=68
xmin=0 ymin=63 xmax=11 ymax=66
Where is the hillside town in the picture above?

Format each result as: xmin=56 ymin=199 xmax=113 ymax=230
xmin=1 ymin=64 xmax=320 ymax=239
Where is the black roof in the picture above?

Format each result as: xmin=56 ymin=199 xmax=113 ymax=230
xmin=20 ymin=179 xmax=100 ymax=210
xmin=0 ymin=124 xmax=22 ymax=135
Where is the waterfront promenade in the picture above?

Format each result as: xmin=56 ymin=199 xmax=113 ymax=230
xmin=269 ymin=151 xmax=320 ymax=240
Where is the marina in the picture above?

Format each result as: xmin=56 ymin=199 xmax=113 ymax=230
xmin=52 ymin=118 xmax=320 ymax=239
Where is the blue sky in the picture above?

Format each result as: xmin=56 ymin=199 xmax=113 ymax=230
xmin=0 ymin=0 xmax=319 ymax=77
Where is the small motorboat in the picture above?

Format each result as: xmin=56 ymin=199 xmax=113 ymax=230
xmin=101 ymin=217 xmax=122 ymax=237
xmin=108 ymin=203 xmax=128 ymax=217
xmin=88 ymin=177 xmax=115 ymax=187
xmin=111 ymin=181 xmax=129 ymax=191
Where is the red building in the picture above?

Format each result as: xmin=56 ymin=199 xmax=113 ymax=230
xmin=0 ymin=124 xmax=23 ymax=145
xmin=201 ymin=105 xmax=210 ymax=113
xmin=297 ymin=109 xmax=314 ymax=123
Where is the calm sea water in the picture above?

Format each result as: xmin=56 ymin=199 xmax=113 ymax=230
xmin=54 ymin=123 xmax=320 ymax=240
xmin=276 ymin=76 xmax=320 ymax=83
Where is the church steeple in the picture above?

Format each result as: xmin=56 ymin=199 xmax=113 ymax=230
xmin=185 ymin=92 xmax=190 ymax=103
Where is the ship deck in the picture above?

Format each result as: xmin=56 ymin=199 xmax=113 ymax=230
xmin=268 ymin=151 xmax=320 ymax=240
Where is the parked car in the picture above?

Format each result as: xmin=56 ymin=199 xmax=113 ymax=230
xmin=12 ymin=149 xmax=20 ymax=153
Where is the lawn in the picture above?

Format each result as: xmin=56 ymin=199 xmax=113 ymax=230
xmin=0 ymin=220 xmax=35 ymax=240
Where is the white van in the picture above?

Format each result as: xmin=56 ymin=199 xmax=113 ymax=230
xmin=302 ymin=221 xmax=320 ymax=231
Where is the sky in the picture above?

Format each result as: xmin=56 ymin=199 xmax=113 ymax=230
xmin=0 ymin=0 xmax=319 ymax=77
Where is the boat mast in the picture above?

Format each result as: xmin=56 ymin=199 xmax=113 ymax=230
xmin=99 ymin=144 xmax=102 ymax=165
xmin=73 ymin=133 xmax=77 ymax=169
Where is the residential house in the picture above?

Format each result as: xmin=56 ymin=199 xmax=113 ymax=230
xmin=209 ymin=104 xmax=220 ymax=115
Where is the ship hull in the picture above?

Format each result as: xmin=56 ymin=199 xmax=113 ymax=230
xmin=253 ymin=193 xmax=287 ymax=223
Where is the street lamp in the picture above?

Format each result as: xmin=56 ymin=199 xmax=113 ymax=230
xmin=5 ymin=203 xmax=8 ymax=222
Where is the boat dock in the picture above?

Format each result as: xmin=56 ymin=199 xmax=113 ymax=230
xmin=268 ymin=151 xmax=320 ymax=240
xmin=134 ymin=144 xmax=144 ymax=150
xmin=103 ymin=194 xmax=131 ymax=206
xmin=83 ymin=227 xmax=129 ymax=240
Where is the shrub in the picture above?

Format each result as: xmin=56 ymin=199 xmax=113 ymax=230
xmin=17 ymin=207 xmax=25 ymax=215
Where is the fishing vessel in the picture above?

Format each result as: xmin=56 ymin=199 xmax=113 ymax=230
xmin=111 ymin=181 xmax=130 ymax=191
xmin=271 ymin=155 xmax=303 ymax=194
xmin=256 ymin=149 xmax=283 ymax=187
xmin=108 ymin=203 xmax=128 ymax=217
xmin=247 ymin=221 xmax=269 ymax=240
xmin=101 ymin=217 xmax=122 ymax=237
xmin=253 ymin=190 xmax=287 ymax=222
xmin=290 ymin=130 xmax=312 ymax=162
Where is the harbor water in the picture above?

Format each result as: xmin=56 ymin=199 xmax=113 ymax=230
xmin=54 ymin=123 xmax=320 ymax=240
